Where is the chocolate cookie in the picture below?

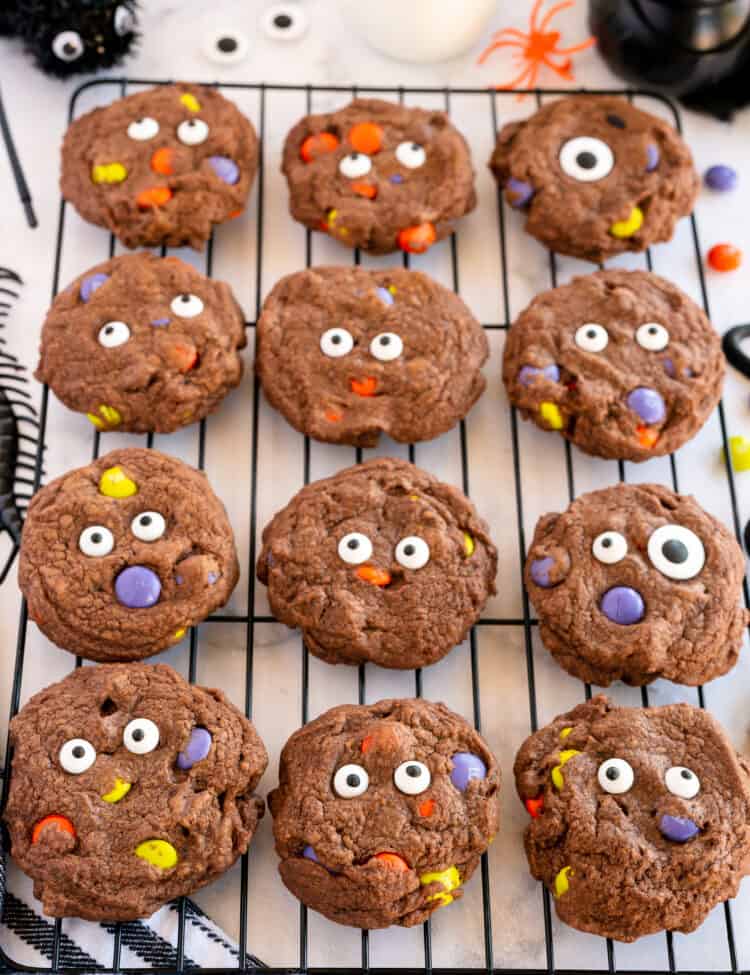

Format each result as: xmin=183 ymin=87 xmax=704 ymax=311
xmin=61 ymin=83 xmax=258 ymax=249
xmin=282 ymin=98 xmax=476 ymax=255
xmin=256 ymin=266 xmax=488 ymax=446
xmin=489 ymin=95 xmax=698 ymax=262
xmin=515 ymin=696 xmax=750 ymax=941
xmin=526 ymin=483 xmax=748 ymax=686
xmin=19 ymin=448 xmax=239 ymax=662
xmin=5 ymin=663 xmax=267 ymax=920
xmin=503 ymin=269 xmax=724 ymax=461
xmin=268 ymin=698 xmax=499 ymax=928
xmin=257 ymin=458 xmax=497 ymax=668
xmin=37 ymin=253 xmax=246 ymax=434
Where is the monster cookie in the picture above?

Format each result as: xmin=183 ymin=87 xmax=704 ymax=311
xmin=282 ymin=98 xmax=476 ymax=254
xmin=38 ymin=253 xmax=246 ymax=434
xmin=257 ymin=458 xmax=497 ymax=668
xmin=526 ymin=483 xmax=748 ymax=686
xmin=19 ymin=448 xmax=239 ymax=661
xmin=489 ymin=95 xmax=698 ymax=262
xmin=503 ymin=269 xmax=724 ymax=461
xmin=256 ymin=266 xmax=488 ymax=446
xmin=515 ymin=696 xmax=750 ymax=941
xmin=269 ymin=698 xmax=499 ymax=928
xmin=61 ymin=83 xmax=257 ymax=249
xmin=4 ymin=663 xmax=267 ymax=920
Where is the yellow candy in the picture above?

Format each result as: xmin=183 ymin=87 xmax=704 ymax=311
xmin=87 ymin=413 xmax=104 ymax=430
xmin=560 ymin=727 xmax=573 ymax=740
xmin=135 ymin=839 xmax=178 ymax=870
xmin=554 ymin=865 xmax=573 ymax=898
xmin=102 ymin=777 xmax=131 ymax=804
xmin=420 ymin=865 xmax=461 ymax=907
xmin=726 ymin=436 xmax=750 ymax=472
xmin=539 ymin=401 xmax=564 ymax=430
xmin=610 ymin=206 xmax=644 ymax=239
xmin=388 ymin=285 xmax=397 ymax=295
xmin=327 ymin=208 xmax=338 ymax=228
xmin=173 ymin=627 xmax=187 ymax=641
xmin=463 ymin=533 xmax=475 ymax=557
xmin=92 ymin=163 xmax=128 ymax=184
xmin=99 ymin=466 xmax=138 ymax=498
xmin=179 ymin=92 xmax=201 ymax=112
xmin=100 ymin=405 xmax=122 ymax=426
xmin=551 ymin=749 xmax=580 ymax=791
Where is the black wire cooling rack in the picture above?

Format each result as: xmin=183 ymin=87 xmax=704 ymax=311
xmin=0 ymin=79 xmax=748 ymax=975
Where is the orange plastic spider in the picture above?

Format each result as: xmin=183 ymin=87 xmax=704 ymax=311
xmin=478 ymin=0 xmax=595 ymax=94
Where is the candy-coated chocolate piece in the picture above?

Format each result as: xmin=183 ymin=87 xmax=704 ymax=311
xmin=610 ymin=206 xmax=643 ymax=238
xmin=518 ymin=363 xmax=560 ymax=386
xmin=302 ymin=844 xmax=318 ymax=862
xmin=92 ymin=162 xmax=127 ymax=184
xmin=554 ymin=865 xmax=572 ymax=897
xmin=209 ymin=156 xmax=240 ymax=185
xmin=708 ymin=243 xmax=742 ymax=272
xmin=135 ymin=838 xmax=179 ymax=869
xmin=397 ymin=222 xmax=436 ymax=254
xmin=418 ymin=798 xmax=436 ymax=817
xmin=180 ymin=93 xmax=201 ymax=112
xmin=530 ymin=556 xmax=555 ymax=588
xmin=704 ymin=165 xmax=737 ymax=192
xmin=32 ymin=814 xmax=76 ymax=845
xmin=420 ymin=864 xmax=461 ymax=906
xmin=463 ymin=533 xmax=475 ymax=557
xmin=300 ymin=132 xmax=339 ymax=162
xmin=659 ymin=813 xmax=700 ymax=843
xmin=99 ymin=466 xmax=138 ymax=498
xmin=375 ymin=286 xmax=394 ymax=305
xmin=348 ymin=121 xmax=383 ymax=155
xmin=150 ymin=147 xmax=174 ymax=175
xmin=627 ymin=386 xmax=666 ymax=424
xmin=355 ymin=565 xmax=391 ymax=587
xmin=636 ymin=424 xmax=659 ymax=449
xmin=136 ymin=186 xmax=173 ymax=209
xmin=551 ymin=749 xmax=580 ymax=791
xmin=102 ymin=777 xmax=132 ymax=803
xmin=525 ymin=795 xmax=544 ymax=818
xmin=645 ymin=144 xmax=660 ymax=172
xmin=539 ymin=401 xmax=564 ymax=430
xmin=371 ymin=852 xmax=409 ymax=871
xmin=80 ymin=273 xmax=109 ymax=302
xmin=176 ymin=727 xmax=212 ymax=770
xmin=726 ymin=436 xmax=750 ymax=472
xmin=505 ymin=177 xmax=535 ymax=209
xmin=115 ymin=565 xmax=161 ymax=609
xmin=600 ymin=585 xmax=645 ymax=625
xmin=450 ymin=752 xmax=487 ymax=791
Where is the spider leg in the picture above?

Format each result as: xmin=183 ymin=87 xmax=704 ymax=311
xmin=498 ymin=61 xmax=537 ymax=92
xmin=543 ymin=53 xmax=575 ymax=79
xmin=529 ymin=0 xmax=546 ymax=32
xmin=554 ymin=36 xmax=597 ymax=55
xmin=538 ymin=0 xmax=575 ymax=32
xmin=478 ymin=38 xmax=527 ymax=64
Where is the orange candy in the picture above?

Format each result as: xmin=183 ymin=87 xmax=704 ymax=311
xmin=361 ymin=734 xmax=374 ymax=754
xmin=356 ymin=565 xmax=392 ymax=587
xmin=524 ymin=796 xmax=544 ymax=819
xmin=32 ymin=814 xmax=76 ymax=845
xmin=636 ymin=424 xmax=659 ymax=449
xmin=350 ymin=376 xmax=378 ymax=397
xmin=300 ymin=132 xmax=340 ymax=163
xmin=418 ymin=798 xmax=436 ymax=818
xmin=708 ymin=243 xmax=742 ymax=272
xmin=348 ymin=122 xmax=383 ymax=155
xmin=150 ymin=147 xmax=175 ymax=175
xmin=136 ymin=186 xmax=173 ymax=209
xmin=371 ymin=852 xmax=409 ymax=871
xmin=324 ymin=408 xmax=342 ymax=423
xmin=397 ymin=222 xmax=437 ymax=254
xmin=351 ymin=181 xmax=377 ymax=199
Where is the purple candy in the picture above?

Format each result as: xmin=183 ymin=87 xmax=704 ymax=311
xmin=209 ymin=155 xmax=240 ymax=185
xmin=376 ymin=286 xmax=394 ymax=306
xmin=659 ymin=813 xmax=699 ymax=844
xmin=114 ymin=565 xmax=161 ymax=609
xmin=302 ymin=845 xmax=318 ymax=862
xmin=505 ymin=177 xmax=535 ymax=209
xmin=207 ymin=571 xmax=218 ymax=585
xmin=450 ymin=752 xmax=487 ymax=792
xmin=600 ymin=586 xmax=644 ymax=625
xmin=80 ymin=273 xmax=109 ymax=303
xmin=390 ymin=174 xmax=404 ymax=184
xmin=518 ymin=363 xmax=560 ymax=387
xmin=663 ymin=357 xmax=675 ymax=377
xmin=175 ymin=574 xmax=184 ymax=586
xmin=176 ymin=727 xmax=212 ymax=769
xmin=645 ymin=144 xmax=660 ymax=172
xmin=627 ymin=386 xmax=666 ymax=424
xmin=704 ymin=164 xmax=737 ymax=192
xmin=150 ymin=317 xmax=170 ymax=327
xmin=530 ymin=556 xmax=555 ymax=588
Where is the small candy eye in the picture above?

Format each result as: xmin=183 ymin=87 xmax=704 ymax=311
xmin=665 ymin=765 xmax=700 ymax=799
xmin=51 ymin=30 xmax=84 ymax=62
xmin=131 ymin=511 xmax=166 ymax=542
xmin=395 ymin=536 xmax=430 ymax=570
xmin=597 ymin=757 xmax=634 ymax=794
xmin=395 ymin=142 xmax=426 ymax=169
xmin=203 ymin=28 xmax=250 ymax=64
xmin=113 ymin=5 xmax=136 ymax=36
xmin=339 ymin=153 xmax=372 ymax=179
xmin=59 ymin=738 xmax=97 ymax=774
xmin=320 ymin=327 xmax=354 ymax=358
xmin=79 ymin=525 xmax=114 ymax=557
xmin=98 ymin=320 xmax=131 ymax=348
xmin=559 ymin=136 xmax=615 ymax=182
xmin=647 ymin=525 xmax=705 ymax=580
xmin=123 ymin=717 xmax=160 ymax=755
xmin=636 ymin=322 xmax=670 ymax=352
xmin=333 ymin=763 xmax=369 ymax=798
xmin=592 ymin=531 xmax=627 ymax=565
xmin=127 ymin=117 xmax=159 ymax=141
xmin=575 ymin=322 xmax=609 ymax=353
xmin=170 ymin=293 xmax=204 ymax=318
xmin=394 ymin=760 xmax=431 ymax=795
xmin=338 ymin=532 xmax=373 ymax=565
xmin=370 ymin=332 xmax=403 ymax=362
xmin=177 ymin=118 xmax=209 ymax=146
xmin=262 ymin=3 xmax=309 ymax=41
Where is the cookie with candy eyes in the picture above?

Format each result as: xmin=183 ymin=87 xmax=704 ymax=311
xmin=4 ymin=663 xmax=267 ymax=920
xmin=61 ymin=83 xmax=257 ymax=250
xmin=525 ymin=483 xmax=748 ymax=686
xmin=514 ymin=695 xmax=750 ymax=941
xmin=18 ymin=448 xmax=239 ymax=662
xmin=256 ymin=266 xmax=488 ymax=446
xmin=503 ymin=269 xmax=724 ymax=461
xmin=37 ymin=252 xmax=246 ymax=434
xmin=257 ymin=458 xmax=497 ymax=668
xmin=281 ymin=98 xmax=476 ymax=255
xmin=268 ymin=698 xmax=500 ymax=928
xmin=489 ymin=95 xmax=698 ymax=262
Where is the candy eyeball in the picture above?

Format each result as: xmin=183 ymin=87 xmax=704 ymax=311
xmin=59 ymin=738 xmax=96 ymax=774
xmin=559 ymin=136 xmax=615 ymax=182
xmin=339 ymin=153 xmax=372 ymax=179
xmin=647 ymin=525 xmax=705 ymax=580
xmin=338 ymin=532 xmax=373 ymax=565
xmin=123 ymin=717 xmax=160 ymax=755
xmin=395 ymin=142 xmax=426 ymax=169
xmin=333 ymin=763 xmax=369 ymax=798
xmin=320 ymin=327 xmax=354 ymax=358
xmin=177 ymin=119 xmax=210 ymax=146
xmin=665 ymin=765 xmax=701 ymax=799
xmin=131 ymin=511 xmax=166 ymax=543
xmin=575 ymin=322 xmax=609 ymax=353
xmin=51 ymin=31 xmax=84 ymax=62
xmin=79 ymin=525 xmax=115 ymax=557
xmin=592 ymin=530 xmax=627 ymax=565
xmin=636 ymin=322 xmax=670 ymax=352
xmin=113 ymin=5 xmax=136 ymax=36
xmin=394 ymin=759 xmax=431 ymax=795
xmin=171 ymin=293 xmax=204 ymax=318
xmin=203 ymin=28 xmax=250 ymax=65
xmin=98 ymin=321 xmax=131 ymax=349
xmin=127 ymin=117 xmax=160 ymax=142
xmin=395 ymin=536 xmax=430 ymax=570
xmin=262 ymin=3 xmax=310 ymax=42
xmin=370 ymin=332 xmax=403 ymax=362
xmin=597 ymin=757 xmax=634 ymax=794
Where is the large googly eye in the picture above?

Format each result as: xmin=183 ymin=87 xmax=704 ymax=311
xmin=131 ymin=511 xmax=166 ymax=543
xmin=395 ymin=142 xmax=426 ymax=169
xmin=177 ymin=118 xmax=209 ymax=146
xmin=395 ymin=536 xmax=430 ymax=570
xmin=597 ymin=757 xmax=634 ymax=794
xmin=575 ymin=322 xmax=609 ymax=353
xmin=127 ymin=117 xmax=159 ymax=141
xmin=203 ymin=28 xmax=250 ymax=64
xmin=170 ymin=293 xmax=204 ymax=318
xmin=559 ymin=136 xmax=615 ymax=182
xmin=320 ymin=327 xmax=354 ymax=358
xmin=636 ymin=322 xmax=670 ymax=352
xmin=262 ymin=3 xmax=309 ymax=41
xmin=665 ymin=766 xmax=700 ymax=799
xmin=338 ymin=532 xmax=373 ymax=565
xmin=123 ymin=717 xmax=160 ymax=754
xmin=114 ymin=5 xmax=136 ymax=36
xmin=370 ymin=332 xmax=403 ymax=362
xmin=51 ymin=31 xmax=84 ymax=62
xmin=394 ymin=760 xmax=431 ymax=795
xmin=59 ymin=738 xmax=97 ymax=774
xmin=592 ymin=531 xmax=627 ymax=565
xmin=98 ymin=321 xmax=131 ymax=348
xmin=339 ymin=153 xmax=372 ymax=179
xmin=647 ymin=525 xmax=705 ymax=580
xmin=333 ymin=763 xmax=369 ymax=798
xmin=79 ymin=525 xmax=114 ymax=557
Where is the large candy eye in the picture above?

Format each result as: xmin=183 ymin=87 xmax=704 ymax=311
xmin=395 ymin=142 xmax=426 ymax=169
xmin=79 ymin=526 xmax=114 ymax=557
xmin=51 ymin=31 xmax=84 ymax=62
xmin=395 ymin=536 xmax=430 ymax=570
xmin=171 ymin=293 xmax=204 ymax=318
xmin=394 ymin=760 xmax=431 ymax=795
xmin=127 ymin=117 xmax=159 ymax=141
xmin=597 ymin=757 xmax=634 ymax=794
xmin=59 ymin=738 xmax=96 ymax=774
xmin=370 ymin=332 xmax=403 ymax=362
xmin=177 ymin=119 xmax=209 ymax=146
xmin=665 ymin=765 xmax=700 ymax=799
xmin=333 ymin=763 xmax=369 ymax=798
xmin=592 ymin=531 xmax=627 ymax=565
xmin=559 ymin=136 xmax=615 ymax=182
xmin=131 ymin=511 xmax=166 ymax=542
xmin=636 ymin=322 xmax=670 ymax=352
xmin=98 ymin=321 xmax=131 ymax=348
xmin=575 ymin=322 xmax=609 ymax=353
xmin=647 ymin=525 xmax=705 ymax=580
xmin=338 ymin=532 xmax=373 ymax=565
xmin=203 ymin=28 xmax=250 ymax=64
xmin=262 ymin=3 xmax=309 ymax=41
xmin=339 ymin=153 xmax=372 ymax=179
xmin=123 ymin=718 xmax=160 ymax=755
xmin=320 ymin=327 xmax=354 ymax=358
xmin=113 ymin=5 xmax=136 ymax=35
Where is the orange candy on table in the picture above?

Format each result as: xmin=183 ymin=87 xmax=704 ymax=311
xmin=707 ymin=243 xmax=742 ymax=272
xmin=300 ymin=131 xmax=339 ymax=162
